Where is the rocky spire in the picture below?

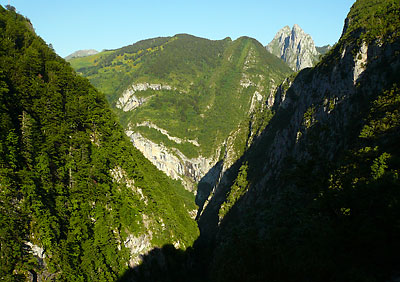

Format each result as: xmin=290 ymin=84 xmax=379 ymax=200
xmin=266 ymin=24 xmax=320 ymax=71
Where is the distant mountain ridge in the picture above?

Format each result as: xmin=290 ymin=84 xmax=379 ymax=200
xmin=266 ymin=24 xmax=320 ymax=71
xmin=69 ymin=34 xmax=292 ymax=193
xmin=65 ymin=49 xmax=98 ymax=60
xmin=316 ymin=44 xmax=332 ymax=55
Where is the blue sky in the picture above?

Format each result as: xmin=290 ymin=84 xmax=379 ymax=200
xmin=5 ymin=0 xmax=355 ymax=58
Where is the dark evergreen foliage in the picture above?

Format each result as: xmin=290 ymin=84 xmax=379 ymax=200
xmin=0 ymin=6 xmax=198 ymax=281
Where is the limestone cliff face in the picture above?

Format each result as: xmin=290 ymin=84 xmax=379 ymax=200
xmin=109 ymin=166 xmax=188 ymax=268
xmin=256 ymin=39 xmax=375 ymax=191
xmin=266 ymin=24 xmax=320 ymax=71
xmin=116 ymin=83 xmax=174 ymax=112
xmin=125 ymin=130 xmax=216 ymax=192
xmin=125 ymin=124 xmax=248 ymax=196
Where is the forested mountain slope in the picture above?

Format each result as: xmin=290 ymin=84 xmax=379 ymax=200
xmin=120 ymin=0 xmax=400 ymax=281
xmin=201 ymin=0 xmax=400 ymax=281
xmin=69 ymin=35 xmax=292 ymax=191
xmin=0 ymin=6 xmax=198 ymax=281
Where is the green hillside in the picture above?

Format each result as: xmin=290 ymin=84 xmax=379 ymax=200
xmin=69 ymin=34 xmax=292 ymax=165
xmin=0 ymin=6 xmax=198 ymax=281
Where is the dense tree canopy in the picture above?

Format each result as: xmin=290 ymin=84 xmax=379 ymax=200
xmin=0 ymin=6 xmax=198 ymax=281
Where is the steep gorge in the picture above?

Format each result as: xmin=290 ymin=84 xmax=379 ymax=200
xmin=118 ymin=0 xmax=400 ymax=281
xmin=199 ymin=0 xmax=400 ymax=281
xmin=2 ymin=0 xmax=400 ymax=281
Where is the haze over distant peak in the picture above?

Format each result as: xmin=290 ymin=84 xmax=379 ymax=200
xmin=64 ymin=49 xmax=98 ymax=61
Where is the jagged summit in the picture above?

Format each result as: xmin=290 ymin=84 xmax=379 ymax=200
xmin=266 ymin=24 xmax=319 ymax=71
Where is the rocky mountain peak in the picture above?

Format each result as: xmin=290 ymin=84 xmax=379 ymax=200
xmin=292 ymin=23 xmax=302 ymax=33
xmin=64 ymin=49 xmax=99 ymax=61
xmin=266 ymin=24 xmax=319 ymax=71
xmin=273 ymin=25 xmax=291 ymax=39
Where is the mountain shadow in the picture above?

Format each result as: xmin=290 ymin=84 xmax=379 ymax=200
xmin=195 ymin=160 xmax=223 ymax=220
xmin=195 ymin=0 xmax=400 ymax=280
xmin=117 ymin=1 xmax=400 ymax=281
xmin=116 ymin=244 xmax=208 ymax=282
